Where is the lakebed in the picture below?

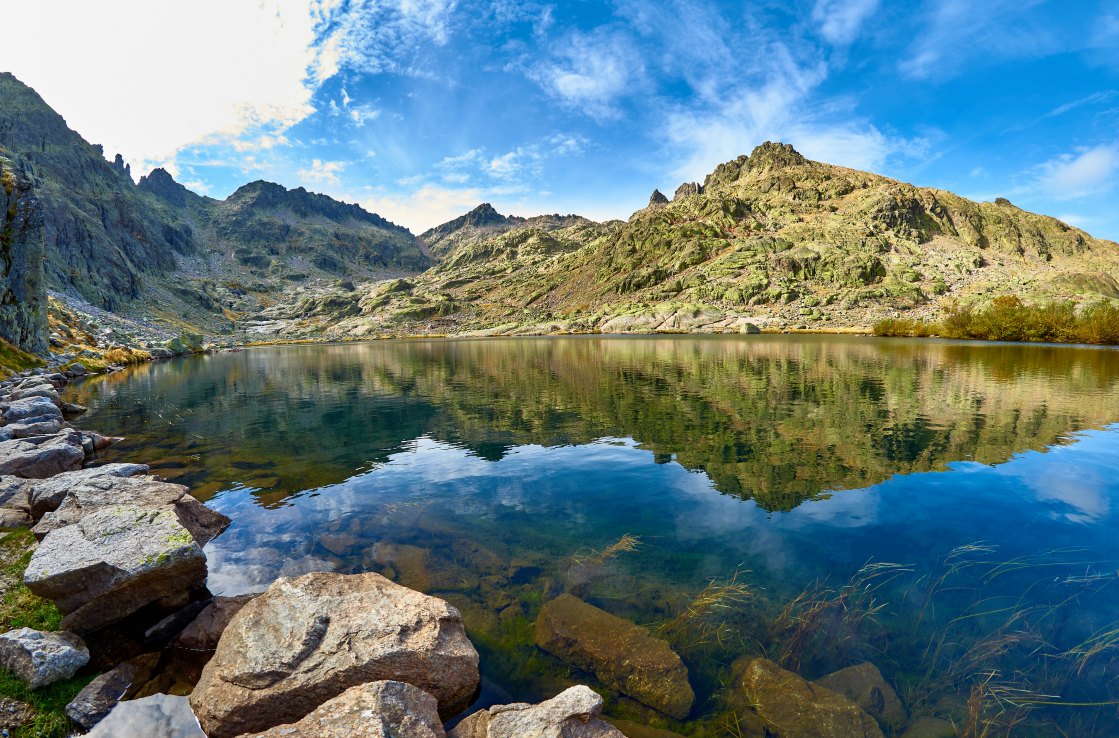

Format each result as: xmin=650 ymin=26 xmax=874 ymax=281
xmin=52 ymin=334 xmax=1119 ymax=736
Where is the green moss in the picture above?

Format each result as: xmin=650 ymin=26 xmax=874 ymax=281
xmin=0 ymin=338 xmax=45 ymax=377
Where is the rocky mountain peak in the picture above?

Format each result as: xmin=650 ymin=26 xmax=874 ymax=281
xmin=674 ymin=182 xmax=704 ymax=200
xmin=463 ymin=203 xmax=508 ymax=228
xmin=137 ymin=167 xmax=189 ymax=207
xmin=648 ymin=190 xmax=669 ymax=207
xmin=747 ymin=141 xmax=808 ymax=170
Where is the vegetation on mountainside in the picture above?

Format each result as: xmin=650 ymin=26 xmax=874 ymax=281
xmin=0 ymin=338 xmax=44 ymax=376
xmin=874 ymin=296 xmax=1119 ymax=345
xmin=0 ymin=529 xmax=89 ymax=738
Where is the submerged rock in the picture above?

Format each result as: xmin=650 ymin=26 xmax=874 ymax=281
xmin=534 ymin=594 xmax=694 ymax=719
xmin=66 ymin=652 xmax=161 ymax=729
xmin=0 ymin=627 xmax=89 ymax=688
xmin=731 ymin=657 xmax=884 ymax=738
xmin=190 ymin=571 xmax=479 ymax=738
xmin=237 ymin=680 xmax=445 ymax=738
xmin=86 ymin=693 xmax=205 ymax=738
xmin=24 ymin=505 xmax=208 ymax=633
xmin=0 ymin=430 xmax=85 ymax=478
xmin=449 ymin=685 xmax=624 ymax=738
xmin=815 ymin=662 xmax=906 ymax=730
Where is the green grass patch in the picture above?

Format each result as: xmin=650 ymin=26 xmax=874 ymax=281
xmin=0 ymin=338 xmax=44 ymax=378
xmin=875 ymin=296 xmax=1119 ymax=344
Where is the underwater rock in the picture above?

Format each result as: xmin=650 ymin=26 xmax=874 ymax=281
xmin=534 ymin=594 xmax=694 ymax=719
xmin=236 ymin=680 xmax=445 ymax=738
xmin=0 ymin=430 xmax=85 ymax=478
xmin=190 ymin=571 xmax=479 ymax=738
xmin=899 ymin=717 xmax=956 ymax=738
xmin=0 ymin=627 xmax=89 ymax=688
xmin=815 ymin=662 xmax=906 ymax=730
xmin=24 ymin=505 xmax=207 ymax=633
xmin=27 ymin=462 xmax=150 ymax=518
xmin=731 ymin=657 xmax=884 ymax=738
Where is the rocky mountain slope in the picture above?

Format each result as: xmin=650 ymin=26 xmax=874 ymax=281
xmin=282 ymin=142 xmax=1119 ymax=339
xmin=0 ymin=154 xmax=47 ymax=354
xmin=0 ymin=72 xmax=429 ymax=348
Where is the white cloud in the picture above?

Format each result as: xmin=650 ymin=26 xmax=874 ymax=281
xmin=297 ymin=159 xmax=347 ymax=185
xmin=315 ymin=0 xmax=458 ymax=78
xmin=812 ymin=0 xmax=880 ymax=45
xmin=527 ymin=28 xmax=643 ymax=119
xmin=1038 ymin=145 xmax=1119 ymax=199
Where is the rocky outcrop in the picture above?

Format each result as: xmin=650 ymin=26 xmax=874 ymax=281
xmin=0 ymin=430 xmax=85 ymax=478
xmin=24 ymin=505 xmax=208 ymax=633
xmin=0 ymin=627 xmax=89 ymax=688
xmin=190 ymin=571 xmax=480 ymax=738
xmin=648 ymin=190 xmax=669 ymax=207
xmin=449 ymin=685 xmax=624 ymax=738
xmin=85 ymin=693 xmax=205 ymax=738
xmin=237 ymin=680 xmax=445 ymax=738
xmin=175 ymin=594 xmax=256 ymax=651
xmin=730 ymin=658 xmax=884 ymax=738
xmin=0 ymin=155 xmax=48 ymax=355
xmin=673 ymin=182 xmax=703 ymax=200
xmin=27 ymin=462 xmax=150 ymax=518
xmin=815 ymin=662 xmax=906 ymax=730
xmin=534 ymin=594 xmax=694 ymax=719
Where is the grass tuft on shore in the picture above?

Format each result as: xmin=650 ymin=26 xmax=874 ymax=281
xmin=874 ymin=296 xmax=1119 ymax=344
xmin=0 ymin=338 xmax=44 ymax=377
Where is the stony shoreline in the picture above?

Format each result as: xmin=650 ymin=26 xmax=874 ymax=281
xmin=0 ymin=355 xmax=941 ymax=738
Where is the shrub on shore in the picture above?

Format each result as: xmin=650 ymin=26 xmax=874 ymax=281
xmin=874 ymin=297 xmax=1119 ymax=345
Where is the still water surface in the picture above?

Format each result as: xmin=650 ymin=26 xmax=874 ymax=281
xmin=70 ymin=336 xmax=1119 ymax=735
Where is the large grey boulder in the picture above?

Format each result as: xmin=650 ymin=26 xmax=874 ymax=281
xmin=730 ymin=658 xmax=884 ymax=738
xmin=3 ymin=418 xmax=64 ymax=438
xmin=0 ymin=627 xmax=89 ymax=688
xmin=23 ymin=505 xmax=208 ymax=633
xmin=190 ymin=571 xmax=480 ymax=738
xmin=31 ymin=473 xmax=229 ymax=543
xmin=27 ymin=462 xmax=150 ymax=518
xmin=66 ymin=652 xmax=161 ymax=729
xmin=2 ymin=396 xmax=62 ymax=424
xmin=0 ymin=476 xmax=32 ymax=529
xmin=449 ymin=686 xmax=624 ymax=738
xmin=0 ymin=431 xmax=85 ymax=478
xmin=8 ymin=386 xmax=61 ymax=405
xmin=237 ymin=680 xmax=445 ymax=738
xmin=86 ymin=693 xmax=205 ymax=738
xmin=534 ymin=594 xmax=694 ymax=719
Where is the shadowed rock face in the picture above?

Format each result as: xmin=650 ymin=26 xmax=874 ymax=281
xmin=0 ymin=156 xmax=47 ymax=354
xmin=534 ymin=594 xmax=694 ymax=719
xmin=190 ymin=571 xmax=480 ymax=738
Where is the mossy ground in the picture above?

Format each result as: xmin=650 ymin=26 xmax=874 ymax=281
xmin=0 ymin=529 xmax=91 ymax=738
xmin=0 ymin=339 xmax=44 ymax=377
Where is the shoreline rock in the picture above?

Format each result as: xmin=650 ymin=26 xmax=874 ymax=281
xmin=0 ymin=627 xmax=89 ymax=688
xmin=449 ymin=685 xmax=624 ymax=738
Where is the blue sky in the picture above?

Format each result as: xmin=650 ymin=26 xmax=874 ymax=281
xmin=2 ymin=0 xmax=1118 ymax=237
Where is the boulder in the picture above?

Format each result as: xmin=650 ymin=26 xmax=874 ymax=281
xmin=190 ymin=571 xmax=480 ymax=738
xmin=8 ymin=386 xmax=61 ymax=405
xmin=66 ymin=652 xmax=161 ymax=729
xmin=449 ymin=685 xmax=624 ymax=738
xmin=237 ymin=680 xmax=445 ymax=738
xmin=0 ymin=476 xmax=32 ymax=528
xmin=0 ymin=696 xmax=34 ymax=732
xmin=730 ymin=658 xmax=884 ymax=738
xmin=900 ymin=717 xmax=956 ymax=738
xmin=61 ymin=401 xmax=88 ymax=417
xmin=815 ymin=662 xmax=906 ymax=730
xmin=175 ymin=594 xmax=256 ymax=651
xmin=0 ymin=627 xmax=89 ymax=688
xmin=23 ymin=505 xmax=208 ymax=633
xmin=534 ymin=594 xmax=694 ymax=719
xmin=0 ymin=431 xmax=86 ymax=478
xmin=86 ymin=693 xmax=205 ymax=738
xmin=2 ymin=395 xmax=62 ymax=424
xmin=27 ymin=462 xmax=150 ymax=518
xmin=4 ymin=418 xmax=64 ymax=438
xmin=32 ymin=473 xmax=229 ymax=544
xmin=66 ymin=363 xmax=89 ymax=377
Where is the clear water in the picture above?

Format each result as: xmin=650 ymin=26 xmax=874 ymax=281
xmin=69 ymin=336 xmax=1119 ymax=735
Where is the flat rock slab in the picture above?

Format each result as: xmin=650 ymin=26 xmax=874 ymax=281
xmin=2 ymin=396 xmax=62 ymax=424
xmin=86 ymin=693 xmax=206 ymax=738
xmin=815 ymin=662 xmax=906 ymax=730
xmin=190 ymin=571 xmax=480 ymax=738
xmin=449 ymin=685 xmax=624 ymax=738
xmin=24 ymin=505 xmax=207 ymax=633
xmin=534 ymin=594 xmax=694 ymax=719
xmin=0 ymin=627 xmax=89 ymax=688
xmin=731 ymin=658 xmax=884 ymax=738
xmin=237 ymin=680 xmax=445 ymax=738
xmin=32 ymin=473 xmax=229 ymax=544
xmin=28 ymin=462 xmax=150 ymax=518
xmin=0 ymin=431 xmax=85 ymax=478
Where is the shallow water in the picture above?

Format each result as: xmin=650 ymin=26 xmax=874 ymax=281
xmin=70 ymin=336 xmax=1119 ymax=734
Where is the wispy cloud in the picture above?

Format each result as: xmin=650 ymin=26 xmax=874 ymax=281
xmin=297 ymin=158 xmax=347 ymax=185
xmin=314 ymin=0 xmax=458 ymax=79
xmin=525 ymin=27 xmax=644 ymax=120
xmin=1037 ymin=145 xmax=1119 ymax=200
xmin=812 ymin=0 xmax=880 ymax=45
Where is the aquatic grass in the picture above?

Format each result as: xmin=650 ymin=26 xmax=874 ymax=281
xmin=565 ymin=534 xmax=642 ymax=596
xmin=657 ymin=567 xmax=756 ymax=653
